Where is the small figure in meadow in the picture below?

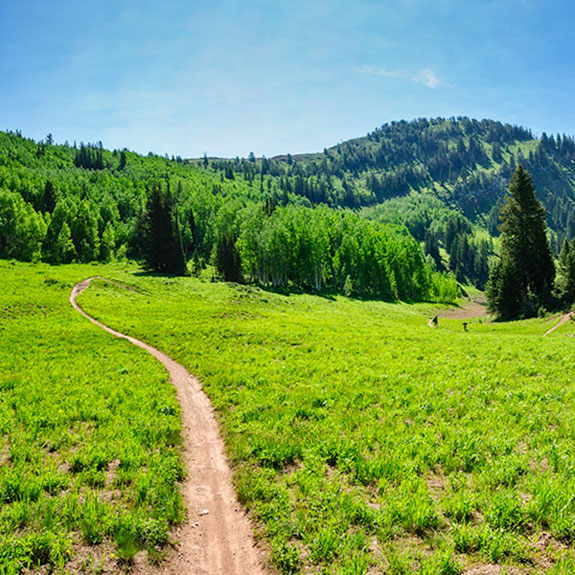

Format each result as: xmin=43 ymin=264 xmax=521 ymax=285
xmin=431 ymin=315 xmax=438 ymax=327
xmin=462 ymin=322 xmax=468 ymax=332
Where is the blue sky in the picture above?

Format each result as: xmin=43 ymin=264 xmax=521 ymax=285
xmin=1 ymin=0 xmax=575 ymax=158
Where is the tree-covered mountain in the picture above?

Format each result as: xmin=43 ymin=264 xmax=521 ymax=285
xmin=2 ymin=117 xmax=574 ymax=297
xmin=208 ymin=117 xmax=575 ymax=240
xmin=203 ymin=117 xmax=575 ymax=287
xmin=0 ymin=129 xmax=457 ymax=302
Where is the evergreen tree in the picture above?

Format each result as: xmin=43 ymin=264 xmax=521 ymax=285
xmin=424 ymin=230 xmax=442 ymax=269
xmin=486 ymin=258 xmax=522 ymax=319
xmin=43 ymin=180 xmax=56 ymax=213
xmin=215 ymin=230 xmax=242 ymax=282
xmin=487 ymin=165 xmax=555 ymax=318
xmin=138 ymin=182 xmax=187 ymax=275
xmin=119 ymin=150 xmax=127 ymax=170
xmin=556 ymin=238 xmax=575 ymax=305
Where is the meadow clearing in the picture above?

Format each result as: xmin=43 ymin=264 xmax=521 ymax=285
xmin=0 ymin=262 xmax=184 ymax=574
xmin=3 ymin=261 xmax=575 ymax=574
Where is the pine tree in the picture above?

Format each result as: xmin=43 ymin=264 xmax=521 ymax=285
xmin=43 ymin=180 xmax=56 ymax=213
xmin=556 ymin=238 xmax=575 ymax=305
xmin=215 ymin=231 xmax=242 ymax=282
xmin=487 ymin=165 xmax=555 ymax=318
xmin=424 ymin=230 xmax=442 ymax=269
xmin=138 ymin=182 xmax=187 ymax=275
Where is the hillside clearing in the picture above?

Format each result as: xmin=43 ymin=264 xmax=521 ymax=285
xmin=71 ymin=278 xmax=264 ymax=575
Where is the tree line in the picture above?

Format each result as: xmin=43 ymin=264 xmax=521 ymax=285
xmin=5 ymin=127 xmax=575 ymax=313
xmin=213 ymin=202 xmax=458 ymax=300
xmin=206 ymin=118 xmax=575 ymax=253
xmin=0 ymin=131 xmax=458 ymax=302
xmin=487 ymin=165 xmax=575 ymax=319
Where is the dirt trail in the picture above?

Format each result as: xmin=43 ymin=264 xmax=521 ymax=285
xmin=437 ymin=296 xmax=488 ymax=320
xmin=543 ymin=311 xmax=574 ymax=337
xmin=428 ymin=296 xmax=488 ymax=328
xmin=70 ymin=278 xmax=266 ymax=575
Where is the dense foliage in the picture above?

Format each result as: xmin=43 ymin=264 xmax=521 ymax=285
xmin=203 ymin=117 xmax=575 ymax=289
xmin=208 ymin=117 xmax=575 ymax=246
xmin=556 ymin=237 xmax=575 ymax=305
xmin=0 ymin=130 xmax=456 ymax=302
xmin=226 ymin=203 xmax=458 ymax=300
xmin=133 ymin=181 xmax=187 ymax=275
xmin=5 ymin=116 xmax=575 ymax=298
xmin=487 ymin=166 xmax=555 ymax=319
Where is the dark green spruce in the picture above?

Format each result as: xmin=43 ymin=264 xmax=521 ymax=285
xmin=486 ymin=165 xmax=555 ymax=319
xmin=137 ymin=182 xmax=187 ymax=275
xmin=556 ymin=238 xmax=575 ymax=305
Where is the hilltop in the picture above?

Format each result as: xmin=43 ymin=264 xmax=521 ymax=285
xmin=2 ymin=117 xmax=575 ymax=290
xmin=207 ymin=117 xmax=575 ymax=242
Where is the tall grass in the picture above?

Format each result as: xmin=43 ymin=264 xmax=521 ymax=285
xmin=77 ymin=268 xmax=575 ymax=573
xmin=0 ymin=261 xmax=184 ymax=573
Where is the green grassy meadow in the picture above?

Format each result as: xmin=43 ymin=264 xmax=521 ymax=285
xmin=3 ymin=261 xmax=575 ymax=574
xmin=0 ymin=262 xmax=184 ymax=574
xmin=77 ymin=270 xmax=575 ymax=574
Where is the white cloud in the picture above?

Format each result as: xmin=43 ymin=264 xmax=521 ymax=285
xmin=411 ymin=68 xmax=441 ymax=89
xmin=361 ymin=65 xmax=443 ymax=89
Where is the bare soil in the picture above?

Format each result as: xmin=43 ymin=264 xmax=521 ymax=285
xmin=71 ymin=278 xmax=266 ymax=575
xmin=543 ymin=311 xmax=574 ymax=337
xmin=438 ymin=296 xmax=488 ymax=320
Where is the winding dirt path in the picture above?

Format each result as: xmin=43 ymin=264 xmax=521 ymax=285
xmin=437 ymin=296 xmax=488 ymax=320
xmin=428 ymin=296 xmax=488 ymax=327
xmin=543 ymin=311 xmax=574 ymax=337
xmin=70 ymin=278 xmax=266 ymax=575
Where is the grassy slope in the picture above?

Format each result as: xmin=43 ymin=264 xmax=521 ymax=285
xmin=0 ymin=262 xmax=184 ymax=574
xmin=77 ymin=271 xmax=575 ymax=574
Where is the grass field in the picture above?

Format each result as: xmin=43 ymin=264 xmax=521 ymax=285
xmin=0 ymin=262 xmax=184 ymax=574
xmin=75 ymin=269 xmax=575 ymax=574
xmin=4 ymin=261 xmax=575 ymax=574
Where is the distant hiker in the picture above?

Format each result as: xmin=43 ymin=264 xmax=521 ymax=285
xmin=431 ymin=315 xmax=438 ymax=327
xmin=462 ymin=322 xmax=468 ymax=332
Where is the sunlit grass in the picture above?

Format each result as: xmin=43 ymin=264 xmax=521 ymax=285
xmin=3 ymin=258 xmax=575 ymax=573
xmin=76 ymin=269 xmax=575 ymax=574
xmin=0 ymin=261 xmax=184 ymax=574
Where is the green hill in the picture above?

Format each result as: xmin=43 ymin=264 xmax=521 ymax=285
xmin=2 ymin=117 xmax=575 ymax=293
xmin=204 ymin=118 xmax=575 ymax=287
xmin=209 ymin=117 xmax=575 ymax=241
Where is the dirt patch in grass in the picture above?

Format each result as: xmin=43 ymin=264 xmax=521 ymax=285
xmin=438 ymin=296 xmax=488 ymax=320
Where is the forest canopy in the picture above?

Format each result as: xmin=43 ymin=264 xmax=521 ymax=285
xmin=0 ymin=129 xmax=458 ymax=302
xmin=4 ymin=117 xmax=575 ymax=304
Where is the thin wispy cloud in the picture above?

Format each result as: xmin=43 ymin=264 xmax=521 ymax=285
xmin=411 ymin=68 xmax=441 ymax=89
xmin=361 ymin=65 xmax=444 ymax=89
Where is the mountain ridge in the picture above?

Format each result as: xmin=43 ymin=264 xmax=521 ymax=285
xmin=2 ymin=117 xmax=575 ymax=290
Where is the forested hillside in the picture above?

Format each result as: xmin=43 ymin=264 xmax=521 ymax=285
xmin=0 ymin=130 xmax=457 ymax=302
xmin=3 ymin=117 xmax=575 ymax=298
xmin=206 ymin=117 xmax=575 ymax=287
xmin=212 ymin=118 xmax=575 ymax=239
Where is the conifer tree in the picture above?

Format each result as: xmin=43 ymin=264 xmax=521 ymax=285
xmin=43 ymin=180 xmax=56 ymax=213
xmin=556 ymin=238 xmax=575 ymax=305
xmin=215 ymin=230 xmax=242 ymax=282
xmin=138 ymin=182 xmax=187 ymax=275
xmin=487 ymin=165 xmax=555 ymax=318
